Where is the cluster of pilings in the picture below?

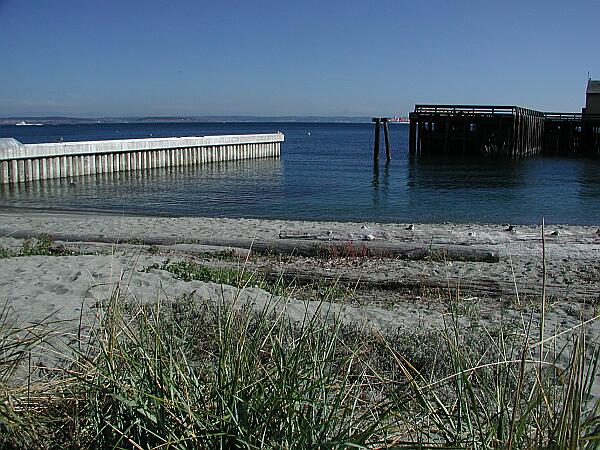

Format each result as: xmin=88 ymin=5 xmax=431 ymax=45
xmin=372 ymin=117 xmax=392 ymax=163
xmin=408 ymin=105 xmax=600 ymax=157
xmin=0 ymin=133 xmax=284 ymax=184
xmin=511 ymin=107 xmax=545 ymax=156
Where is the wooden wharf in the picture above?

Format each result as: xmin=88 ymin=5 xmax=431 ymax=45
xmin=408 ymin=105 xmax=545 ymax=157
xmin=408 ymin=105 xmax=600 ymax=157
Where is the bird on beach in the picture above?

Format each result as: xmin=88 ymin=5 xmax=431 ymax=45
xmin=406 ymin=224 xmax=414 ymax=231
xmin=505 ymin=225 xmax=515 ymax=232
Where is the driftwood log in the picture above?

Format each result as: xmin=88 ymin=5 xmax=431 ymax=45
xmin=2 ymin=229 xmax=500 ymax=264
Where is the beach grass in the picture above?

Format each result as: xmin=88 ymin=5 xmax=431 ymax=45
xmin=0 ymin=263 xmax=599 ymax=448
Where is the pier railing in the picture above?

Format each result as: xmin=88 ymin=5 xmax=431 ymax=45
xmin=414 ymin=105 xmax=544 ymax=117
xmin=544 ymin=112 xmax=600 ymax=121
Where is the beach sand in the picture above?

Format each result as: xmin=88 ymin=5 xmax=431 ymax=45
xmin=0 ymin=209 xmax=598 ymax=393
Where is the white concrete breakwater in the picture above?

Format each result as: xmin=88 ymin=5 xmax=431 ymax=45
xmin=0 ymin=133 xmax=284 ymax=184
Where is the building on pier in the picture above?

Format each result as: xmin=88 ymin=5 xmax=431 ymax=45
xmin=584 ymin=79 xmax=600 ymax=115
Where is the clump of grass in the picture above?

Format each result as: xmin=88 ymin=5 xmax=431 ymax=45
xmin=0 ymin=306 xmax=42 ymax=448
xmin=383 ymin=310 xmax=600 ymax=448
xmin=121 ymin=237 xmax=146 ymax=245
xmin=0 ymin=234 xmax=73 ymax=259
xmin=146 ymin=259 xmax=284 ymax=292
xmin=77 ymin=291 xmax=600 ymax=448
xmin=20 ymin=234 xmax=55 ymax=256
xmin=146 ymin=244 xmax=161 ymax=254
xmin=79 ymin=291 xmax=391 ymax=449
xmin=0 ymin=302 xmax=81 ymax=449
xmin=197 ymin=249 xmax=239 ymax=261
xmin=424 ymin=241 xmax=447 ymax=262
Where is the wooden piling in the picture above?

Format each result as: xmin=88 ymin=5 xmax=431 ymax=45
xmin=382 ymin=118 xmax=392 ymax=161
xmin=409 ymin=118 xmax=417 ymax=154
xmin=372 ymin=118 xmax=381 ymax=163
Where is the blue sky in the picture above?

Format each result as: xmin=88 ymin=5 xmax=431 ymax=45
xmin=1 ymin=0 xmax=599 ymax=117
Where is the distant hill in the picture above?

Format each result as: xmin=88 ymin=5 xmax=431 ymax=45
xmin=0 ymin=116 xmax=373 ymax=125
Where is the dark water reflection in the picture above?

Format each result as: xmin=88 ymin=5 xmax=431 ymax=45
xmin=407 ymin=154 xmax=527 ymax=190
xmin=1 ymin=122 xmax=599 ymax=224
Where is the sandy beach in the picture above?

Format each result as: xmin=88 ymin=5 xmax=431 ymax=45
xmin=1 ymin=208 xmax=598 ymax=316
xmin=0 ymin=209 xmax=599 ymax=394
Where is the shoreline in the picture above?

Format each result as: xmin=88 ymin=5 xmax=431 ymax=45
xmin=1 ymin=208 xmax=598 ymax=246
xmin=1 ymin=205 xmax=599 ymax=227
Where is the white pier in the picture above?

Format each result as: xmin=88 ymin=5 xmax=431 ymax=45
xmin=0 ymin=133 xmax=284 ymax=184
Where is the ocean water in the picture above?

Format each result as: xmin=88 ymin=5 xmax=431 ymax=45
xmin=1 ymin=122 xmax=599 ymax=224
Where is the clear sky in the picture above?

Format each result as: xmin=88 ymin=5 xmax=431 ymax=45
xmin=1 ymin=0 xmax=599 ymax=117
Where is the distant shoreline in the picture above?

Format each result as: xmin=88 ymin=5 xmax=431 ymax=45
xmin=0 ymin=116 xmax=393 ymax=126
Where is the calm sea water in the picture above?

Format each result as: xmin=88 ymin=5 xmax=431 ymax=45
xmin=1 ymin=122 xmax=599 ymax=224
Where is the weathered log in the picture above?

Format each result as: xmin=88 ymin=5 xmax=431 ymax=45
xmin=0 ymin=229 xmax=500 ymax=263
